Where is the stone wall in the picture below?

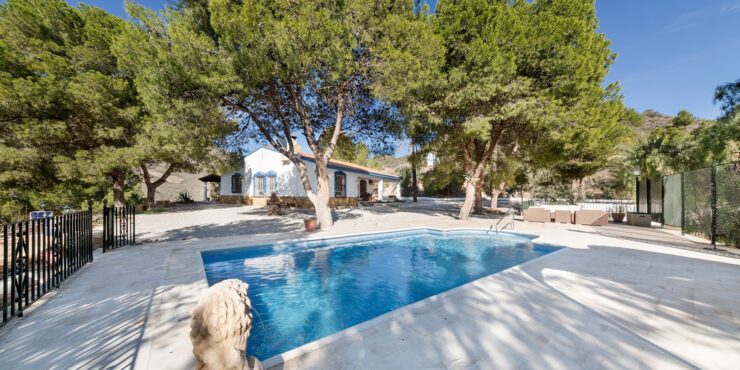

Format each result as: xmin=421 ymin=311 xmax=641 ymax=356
xmin=218 ymin=195 xmax=247 ymax=205
xmin=218 ymin=195 xmax=358 ymax=209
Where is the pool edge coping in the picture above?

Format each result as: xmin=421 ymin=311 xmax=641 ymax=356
xmin=200 ymin=227 xmax=543 ymax=257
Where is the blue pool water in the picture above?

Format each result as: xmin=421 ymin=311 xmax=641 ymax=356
xmin=201 ymin=229 xmax=559 ymax=360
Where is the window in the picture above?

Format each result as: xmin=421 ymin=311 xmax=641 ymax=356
xmin=255 ymin=175 xmax=265 ymax=195
xmin=231 ymin=173 xmax=243 ymax=194
xmin=334 ymin=171 xmax=346 ymax=198
xmin=266 ymin=175 xmax=276 ymax=194
xmin=254 ymin=171 xmax=277 ymax=196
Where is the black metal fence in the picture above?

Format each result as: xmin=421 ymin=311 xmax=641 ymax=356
xmin=2 ymin=208 xmax=93 ymax=324
xmin=102 ymin=203 xmax=135 ymax=252
xmin=643 ymin=162 xmax=739 ymax=247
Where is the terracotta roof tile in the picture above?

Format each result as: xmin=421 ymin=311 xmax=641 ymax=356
xmin=297 ymin=152 xmax=399 ymax=179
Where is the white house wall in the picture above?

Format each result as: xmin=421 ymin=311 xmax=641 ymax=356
xmin=221 ymin=147 xmax=395 ymax=198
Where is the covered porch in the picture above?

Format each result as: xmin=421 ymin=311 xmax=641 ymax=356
xmin=355 ymin=176 xmax=401 ymax=202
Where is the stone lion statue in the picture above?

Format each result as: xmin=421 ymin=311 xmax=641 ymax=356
xmin=190 ymin=279 xmax=263 ymax=370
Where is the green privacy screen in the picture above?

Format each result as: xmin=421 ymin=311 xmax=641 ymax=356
xmin=716 ymin=163 xmax=740 ymax=246
xmin=649 ymin=177 xmax=662 ymax=222
xmin=683 ymin=167 xmax=712 ymax=241
xmin=662 ymin=173 xmax=682 ymax=227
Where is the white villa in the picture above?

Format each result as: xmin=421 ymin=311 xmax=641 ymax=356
xmin=220 ymin=147 xmax=401 ymax=207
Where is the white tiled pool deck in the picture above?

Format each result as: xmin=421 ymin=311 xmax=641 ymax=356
xmin=0 ymin=208 xmax=738 ymax=370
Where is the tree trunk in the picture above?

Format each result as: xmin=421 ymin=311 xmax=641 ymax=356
xmin=473 ymin=178 xmax=483 ymax=215
xmin=111 ymin=172 xmax=126 ymax=207
xmin=309 ymin=166 xmax=334 ymax=228
xmin=411 ymin=161 xmax=418 ymax=202
xmin=459 ymin=180 xmax=476 ymax=220
xmin=576 ymin=178 xmax=586 ymax=203
xmin=490 ymin=182 xmax=500 ymax=210
xmin=141 ymin=164 xmax=176 ymax=209
xmin=458 ymin=127 xmax=503 ymax=220
xmin=146 ymin=187 xmax=156 ymax=209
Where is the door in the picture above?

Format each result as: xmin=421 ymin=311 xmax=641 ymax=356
xmin=360 ymin=180 xmax=368 ymax=200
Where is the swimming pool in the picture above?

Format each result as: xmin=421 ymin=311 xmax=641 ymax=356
xmin=201 ymin=229 xmax=560 ymax=361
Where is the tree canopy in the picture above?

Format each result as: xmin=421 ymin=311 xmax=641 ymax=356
xmin=0 ymin=0 xmax=139 ymax=219
xmin=0 ymin=0 xmax=237 ymax=220
xmin=630 ymin=104 xmax=735 ymax=177
xmin=113 ymin=2 xmax=237 ymax=207
xmin=384 ymin=0 xmax=627 ymax=218
xmin=172 ymin=0 xmax=432 ymax=226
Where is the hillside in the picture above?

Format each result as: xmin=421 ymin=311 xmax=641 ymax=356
xmin=632 ymin=109 xmax=708 ymax=140
xmin=370 ymin=155 xmax=410 ymax=176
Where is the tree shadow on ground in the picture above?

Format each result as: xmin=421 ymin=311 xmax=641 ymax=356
xmin=140 ymin=218 xmax=304 ymax=243
xmin=2 ymin=236 xmax=739 ymax=369
xmin=568 ymin=226 xmax=739 ymax=259
xmin=341 ymin=200 xmax=509 ymax=220
xmin=519 ymin=245 xmax=739 ymax=368
xmin=0 ymin=248 xmax=183 ymax=370
xmin=140 ymin=202 xmax=243 ymax=215
xmin=270 ymin=243 xmax=739 ymax=369
xmin=235 ymin=198 xmax=509 ymax=222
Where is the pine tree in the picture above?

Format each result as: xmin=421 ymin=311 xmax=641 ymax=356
xmin=0 ymin=0 xmax=140 ymax=213
xmin=172 ymin=0 xmax=429 ymax=227
xmin=113 ymin=3 xmax=237 ymax=208
xmin=383 ymin=0 xmax=624 ymax=219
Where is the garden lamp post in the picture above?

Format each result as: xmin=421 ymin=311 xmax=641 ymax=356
xmin=632 ymin=167 xmax=641 ymax=212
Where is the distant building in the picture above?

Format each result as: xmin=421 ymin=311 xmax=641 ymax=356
xmin=220 ymin=147 xmax=401 ymax=207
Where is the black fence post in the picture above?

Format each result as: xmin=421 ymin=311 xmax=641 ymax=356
xmin=88 ymin=201 xmax=93 ymax=262
xmin=3 ymin=224 xmax=7 ymax=323
xmin=636 ymin=178 xmax=640 ymax=213
xmin=131 ymin=205 xmax=136 ymax=244
xmin=710 ymin=162 xmax=717 ymax=249
xmin=646 ymin=178 xmax=652 ymax=215
xmin=660 ymin=177 xmax=665 ymax=226
xmin=10 ymin=223 xmax=16 ymax=317
xmin=102 ymin=200 xmax=108 ymax=253
xmin=23 ymin=220 xmax=29 ymax=312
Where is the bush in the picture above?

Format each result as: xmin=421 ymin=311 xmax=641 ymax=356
xmin=268 ymin=193 xmax=282 ymax=216
xmin=420 ymin=165 xmax=464 ymax=197
xmin=177 ymin=191 xmax=194 ymax=204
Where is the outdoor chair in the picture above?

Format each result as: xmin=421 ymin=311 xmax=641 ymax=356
xmin=574 ymin=210 xmax=608 ymax=226
xmin=523 ymin=207 xmax=551 ymax=223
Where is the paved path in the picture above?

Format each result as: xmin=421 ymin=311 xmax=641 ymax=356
xmin=0 ymin=201 xmax=738 ymax=369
